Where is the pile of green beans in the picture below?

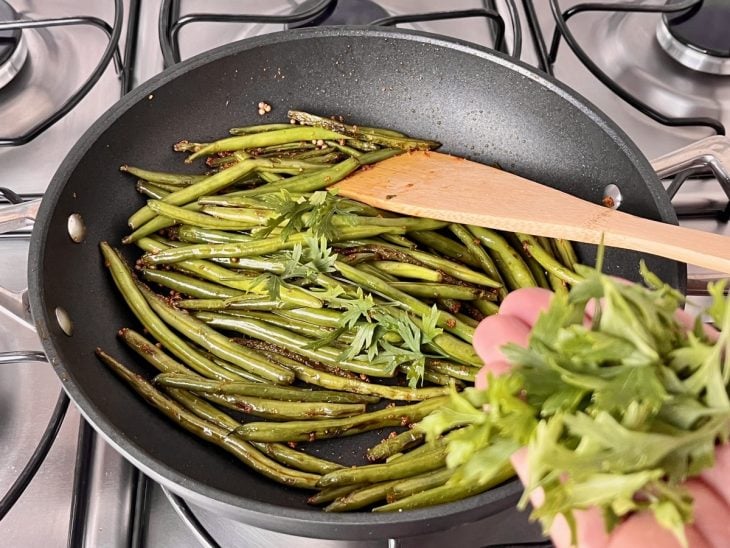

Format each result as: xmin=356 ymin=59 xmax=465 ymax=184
xmin=98 ymin=111 xmax=583 ymax=512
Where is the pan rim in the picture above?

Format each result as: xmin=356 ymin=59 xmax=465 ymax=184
xmin=28 ymin=25 xmax=683 ymax=539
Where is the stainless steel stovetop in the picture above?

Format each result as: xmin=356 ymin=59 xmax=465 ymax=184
xmin=1 ymin=1 xmax=729 ymax=547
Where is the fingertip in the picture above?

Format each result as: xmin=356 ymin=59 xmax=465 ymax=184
xmin=475 ymin=360 xmax=512 ymax=389
xmin=499 ymin=287 xmax=554 ymax=327
xmin=473 ymin=314 xmax=531 ymax=365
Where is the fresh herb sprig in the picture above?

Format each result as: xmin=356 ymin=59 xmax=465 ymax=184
xmin=421 ymin=263 xmax=730 ymax=547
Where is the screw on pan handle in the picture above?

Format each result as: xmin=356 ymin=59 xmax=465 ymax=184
xmin=651 ymin=136 xmax=730 ymax=297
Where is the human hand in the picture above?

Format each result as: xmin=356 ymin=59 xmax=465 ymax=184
xmin=472 ymin=287 xmax=730 ymax=548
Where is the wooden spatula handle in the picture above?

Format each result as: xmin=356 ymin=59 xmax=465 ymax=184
xmin=334 ymin=151 xmax=730 ymax=275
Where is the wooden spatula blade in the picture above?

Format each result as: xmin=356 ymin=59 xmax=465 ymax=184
xmin=333 ymin=151 xmax=730 ymax=275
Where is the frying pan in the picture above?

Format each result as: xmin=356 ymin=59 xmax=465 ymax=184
xmin=2 ymin=27 xmax=727 ymax=541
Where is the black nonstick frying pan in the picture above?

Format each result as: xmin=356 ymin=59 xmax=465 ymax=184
xmin=3 ymin=26 xmax=716 ymax=540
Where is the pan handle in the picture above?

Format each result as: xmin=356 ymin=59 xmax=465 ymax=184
xmin=651 ymin=136 xmax=730 ymax=296
xmin=0 ymin=199 xmax=40 ymax=327
xmin=650 ymin=135 xmax=730 ymax=193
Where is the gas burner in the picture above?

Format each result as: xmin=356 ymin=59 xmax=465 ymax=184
xmin=0 ymin=1 xmax=28 ymax=89
xmin=657 ymin=0 xmax=730 ymax=75
xmin=288 ymin=0 xmax=389 ymax=28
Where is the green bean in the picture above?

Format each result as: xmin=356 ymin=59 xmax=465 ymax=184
xmin=96 ymin=349 xmax=320 ymax=489
xmin=135 ymin=237 xmax=322 ymax=308
xmin=317 ymin=444 xmax=448 ymax=487
xmin=373 ymin=463 xmax=514 ymax=512
xmin=200 ymin=391 xmax=365 ymax=421
xmin=387 ymin=467 xmax=454 ymax=500
xmin=308 ymin=485 xmax=365 ymax=505
xmin=187 ymin=127 xmax=349 ymax=162
xmin=141 ymin=269 xmax=243 ymax=299
xmin=388 ymin=282 xmax=483 ymax=301
xmin=325 ymin=140 xmax=363 ymax=158
xmin=128 ymin=158 xmax=262 ymax=230
xmin=176 ymin=225 xmax=252 ymax=244
xmin=229 ymin=123 xmax=295 ymax=135
xmin=161 ymin=385 xmax=241 ymax=431
xmin=273 ymin=308 xmax=343 ymax=328
xmin=237 ymin=157 xmax=359 ymax=197
xmin=552 ymin=238 xmax=579 ymax=271
xmin=136 ymin=181 xmax=172 ymax=199
xmin=120 ymin=164 xmax=206 ymax=186
xmin=426 ymin=360 xmax=479 ymax=382
xmin=198 ymin=206 xmax=275 ymax=225
xmin=142 ymin=225 xmax=405 ymax=265
xmin=137 ymin=283 xmax=295 ymax=384
xmin=372 ymin=261 xmax=443 ymax=282
xmin=516 ymin=233 xmax=584 ymax=285
xmin=454 ymin=312 xmax=480 ymax=328
xmin=235 ymin=396 xmax=448 ymax=442
xmin=467 ymin=226 xmax=537 ymax=290
xmin=346 ymin=243 xmax=500 ymax=288
xmin=194 ymin=312 xmax=396 ymax=378
xmin=355 ymin=262 xmax=397 ymax=282
xmin=100 ymin=243 xmax=242 ymax=381
xmin=176 ymin=298 xmax=295 ymax=311
xmin=474 ymin=298 xmax=499 ymax=317
xmin=379 ymin=234 xmax=416 ymax=248
xmin=210 ymin=357 xmax=268 ymax=384
xmin=325 ymin=480 xmax=402 ymax=512
xmin=449 ymin=223 xmax=508 ymax=299
xmin=504 ymin=232 xmax=550 ymax=289
xmin=409 ymin=231 xmax=481 ymax=268
xmin=216 ymin=310 xmax=350 ymax=341
xmin=288 ymin=111 xmax=440 ymax=151
xmin=252 ymin=442 xmax=344 ymax=474
xmin=154 ymin=372 xmax=377 ymax=404
xmin=123 ymin=202 xmax=203 ymax=244
xmin=367 ymin=429 xmax=425 ymax=462
xmin=118 ymin=328 xmax=192 ymax=375
xmin=146 ymin=200 xmax=261 ymax=230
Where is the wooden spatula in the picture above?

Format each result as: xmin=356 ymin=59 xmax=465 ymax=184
xmin=333 ymin=150 xmax=730 ymax=275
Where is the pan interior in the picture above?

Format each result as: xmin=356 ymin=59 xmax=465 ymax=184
xmin=29 ymin=28 xmax=682 ymax=532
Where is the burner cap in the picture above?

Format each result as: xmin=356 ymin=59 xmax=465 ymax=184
xmin=288 ymin=0 xmax=389 ymax=28
xmin=0 ymin=0 xmax=28 ymax=89
xmin=658 ymin=0 xmax=730 ymax=75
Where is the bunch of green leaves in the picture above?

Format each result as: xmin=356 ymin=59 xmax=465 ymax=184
xmin=421 ymin=262 xmax=730 ymax=547
xmin=255 ymin=189 xmax=358 ymax=240
xmin=326 ymin=289 xmax=444 ymax=387
xmin=250 ymin=235 xmax=338 ymax=300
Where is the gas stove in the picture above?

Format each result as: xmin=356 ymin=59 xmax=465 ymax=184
xmin=1 ymin=1 xmax=729 ymax=547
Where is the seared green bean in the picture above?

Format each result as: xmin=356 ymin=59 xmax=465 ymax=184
xmin=373 ymin=464 xmax=514 ymax=511
xmin=372 ymin=261 xmax=443 ymax=282
xmin=409 ymin=231 xmax=481 ymax=268
xmin=135 ymin=237 xmax=321 ymax=309
xmin=141 ymin=269 xmax=243 ymax=299
xmin=308 ymin=485 xmax=365 ymax=505
xmin=468 ymin=226 xmax=537 ymax=290
xmin=387 ymin=467 xmax=453 ymax=500
xmin=120 ymin=164 xmax=206 ymax=186
xmin=449 ymin=223 xmax=508 ymax=299
xmin=142 ymin=225 xmax=405 ymax=265
xmin=252 ymin=442 xmax=344 ymax=474
xmin=426 ymin=360 xmax=479 ymax=382
xmin=118 ymin=328 xmax=191 ymax=375
xmin=288 ymin=111 xmax=440 ymax=151
xmin=367 ymin=429 xmax=425 ymax=462
xmin=154 ymin=373 xmax=378 ymax=404
xmin=317 ymin=444 xmax=448 ymax=487
xmin=100 ymin=243 xmax=242 ymax=381
xmin=228 ymin=123 xmax=294 ymax=135
xmin=137 ymin=283 xmax=295 ymax=384
xmin=194 ymin=312 xmax=395 ymax=378
xmin=123 ymin=202 xmax=203 ymax=244
xmin=136 ymin=181 xmax=171 ymax=199
xmin=235 ymin=396 xmax=448 ymax=442
xmin=176 ymin=225 xmax=253 ymax=244
xmin=128 ymin=158 xmax=262 ymax=229
xmin=200 ymin=392 xmax=365 ymax=421
xmin=388 ymin=282 xmax=483 ymax=301
xmin=96 ymin=349 xmax=320 ymax=489
xmin=187 ymin=127 xmax=349 ymax=162
xmin=325 ymin=480 xmax=402 ymax=512
xmin=146 ymin=200 xmax=261 ymax=230
xmin=516 ymin=233 xmax=583 ymax=285
xmin=176 ymin=298 xmax=294 ymax=311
